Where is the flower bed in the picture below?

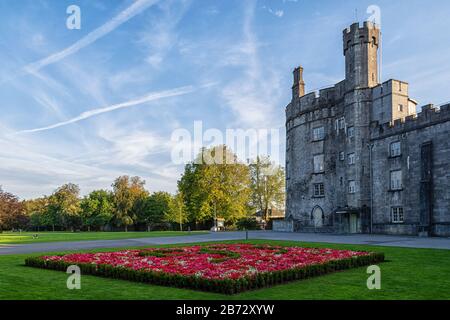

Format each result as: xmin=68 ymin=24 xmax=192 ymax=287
xmin=25 ymin=244 xmax=384 ymax=294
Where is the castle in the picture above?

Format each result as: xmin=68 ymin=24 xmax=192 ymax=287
xmin=278 ymin=21 xmax=450 ymax=237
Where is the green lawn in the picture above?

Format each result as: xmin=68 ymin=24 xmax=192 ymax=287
xmin=0 ymin=240 xmax=449 ymax=300
xmin=0 ymin=231 xmax=207 ymax=245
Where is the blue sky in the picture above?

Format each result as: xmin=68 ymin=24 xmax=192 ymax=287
xmin=1 ymin=0 xmax=449 ymax=199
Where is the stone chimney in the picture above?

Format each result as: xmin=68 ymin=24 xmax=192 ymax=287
xmin=292 ymin=66 xmax=305 ymax=99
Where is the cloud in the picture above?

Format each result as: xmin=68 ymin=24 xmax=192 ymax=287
xmin=220 ymin=1 xmax=284 ymax=129
xmin=14 ymin=85 xmax=201 ymax=134
xmin=137 ymin=0 xmax=191 ymax=68
xmin=262 ymin=6 xmax=284 ymax=18
xmin=22 ymin=0 xmax=160 ymax=74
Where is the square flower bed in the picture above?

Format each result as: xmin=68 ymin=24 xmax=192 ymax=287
xmin=25 ymin=244 xmax=384 ymax=294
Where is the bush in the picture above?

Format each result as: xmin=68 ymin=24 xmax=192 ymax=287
xmin=236 ymin=217 xmax=260 ymax=230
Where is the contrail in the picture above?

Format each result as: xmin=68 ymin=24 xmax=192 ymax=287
xmin=23 ymin=0 xmax=159 ymax=74
xmin=15 ymin=85 xmax=198 ymax=134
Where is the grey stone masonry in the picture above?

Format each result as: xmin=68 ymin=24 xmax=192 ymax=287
xmin=283 ymin=21 xmax=450 ymax=237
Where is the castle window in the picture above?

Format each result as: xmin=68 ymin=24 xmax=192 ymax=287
xmin=391 ymin=207 xmax=404 ymax=223
xmin=390 ymin=141 xmax=401 ymax=157
xmin=337 ymin=117 xmax=345 ymax=130
xmin=312 ymin=126 xmax=325 ymax=141
xmin=390 ymin=170 xmax=403 ymax=190
xmin=398 ymin=104 xmax=404 ymax=112
xmin=348 ymin=153 xmax=356 ymax=165
xmin=286 ymin=161 xmax=290 ymax=180
xmin=347 ymin=126 xmax=355 ymax=138
xmin=339 ymin=151 xmax=345 ymax=161
xmin=313 ymin=183 xmax=325 ymax=197
xmin=348 ymin=180 xmax=356 ymax=194
xmin=313 ymin=154 xmax=325 ymax=173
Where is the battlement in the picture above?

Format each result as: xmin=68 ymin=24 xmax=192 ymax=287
xmin=372 ymin=79 xmax=409 ymax=99
xmin=287 ymin=84 xmax=339 ymax=120
xmin=370 ymin=103 xmax=450 ymax=139
xmin=343 ymin=21 xmax=380 ymax=54
xmin=297 ymin=86 xmax=338 ymax=108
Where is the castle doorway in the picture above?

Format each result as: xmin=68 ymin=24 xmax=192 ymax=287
xmin=349 ymin=213 xmax=358 ymax=233
xmin=312 ymin=206 xmax=324 ymax=227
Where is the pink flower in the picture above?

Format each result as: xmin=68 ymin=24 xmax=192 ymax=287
xmin=41 ymin=244 xmax=370 ymax=280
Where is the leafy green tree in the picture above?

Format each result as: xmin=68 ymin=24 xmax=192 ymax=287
xmin=249 ymin=156 xmax=285 ymax=222
xmin=23 ymin=197 xmax=49 ymax=231
xmin=112 ymin=176 xmax=148 ymax=232
xmin=165 ymin=192 xmax=187 ymax=231
xmin=178 ymin=163 xmax=207 ymax=226
xmin=137 ymin=191 xmax=172 ymax=231
xmin=178 ymin=145 xmax=251 ymax=227
xmin=48 ymin=183 xmax=81 ymax=231
xmin=80 ymin=190 xmax=113 ymax=231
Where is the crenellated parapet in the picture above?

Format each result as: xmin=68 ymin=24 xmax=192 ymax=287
xmin=286 ymin=81 xmax=348 ymax=122
xmin=370 ymin=103 xmax=450 ymax=139
xmin=343 ymin=21 xmax=380 ymax=55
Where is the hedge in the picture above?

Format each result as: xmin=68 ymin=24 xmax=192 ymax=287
xmin=24 ymin=251 xmax=385 ymax=294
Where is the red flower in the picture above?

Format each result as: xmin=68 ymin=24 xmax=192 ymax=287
xmin=41 ymin=244 xmax=370 ymax=281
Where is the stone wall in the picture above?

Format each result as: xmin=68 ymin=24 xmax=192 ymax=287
xmin=272 ymin=220 xmax=294 ymax=233
xmin=284 ymin=21 xmax=450 ymax=237
xmin=370 ymin=104 xmax=450 ymax=236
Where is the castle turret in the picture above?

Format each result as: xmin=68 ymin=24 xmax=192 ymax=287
xmin=292 ymin=66 xmax=305 ymax=99
xmin=343 ymin=21 xmax=380 ymax=89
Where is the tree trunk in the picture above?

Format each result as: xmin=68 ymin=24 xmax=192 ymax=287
xmin=147 ymin=224 xmax=150 ymax=232
xmin=264 ymin=207 xmax=269 ymax=222
xmin=125 ymin=225 xmax=128 ymax=232
xmin=87 ymin=226 xmax=91 ymax=232
xmin=52 ymin=224 xmax=55 ymax=232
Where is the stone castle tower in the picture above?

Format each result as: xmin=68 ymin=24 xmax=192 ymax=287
xmin=343 ymin=22 xmax=380 ymax=89
xmin=281 ymin=22 xmax=450 ymax=237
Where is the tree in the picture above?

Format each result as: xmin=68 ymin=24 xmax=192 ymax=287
xmin=0 ymin=187 xmax=26 ymax=231
xmin=48 ymin=183 xmax=81 ymax=231
xmin=165 ymin=192 xmax=187 ymax=231
xmin=80 ymin=190 xmax=113 ymax=231
xmin=23 ymin=197 xmax=49 ymax=231
xmin=178 ymin=145 xmax=251 ymax=228
xmin=178 ymin=163 xmax=208 ymax=226
xmin=112 ymin=176 xmax=148 ymax=232
xmin=249 ymin=156 xmax=285 ymax=222
xmin=136 ymin=191 xmax=172 ymax=231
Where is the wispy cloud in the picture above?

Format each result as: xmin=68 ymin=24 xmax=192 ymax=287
xmin=22 ymin=0 xmax=160 ymax=74
xmin=137 ymin=0 xmax=191 ymax=68
xmin=262 ymin=6 xmax=284 ymax=18
xmin=14 ymin=85 xmax=202 ymax=134
xmin=221 ymin=1 xmax=283 ymax=129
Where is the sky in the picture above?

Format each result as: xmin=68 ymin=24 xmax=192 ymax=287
xmin=1 ymin=0 xmax=450 ymax=199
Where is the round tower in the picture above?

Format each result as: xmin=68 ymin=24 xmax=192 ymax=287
xmin=343 ymin=21 xmax=380 ymax=90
